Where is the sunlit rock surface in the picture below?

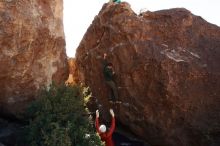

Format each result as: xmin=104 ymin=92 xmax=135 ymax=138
xmin=65 ymin=58 xmax=79 ymax=85
xmin=0 ymin=0 xmax=68 ymax=117
xmin=76 ymin=2 xmax=220 ymax=146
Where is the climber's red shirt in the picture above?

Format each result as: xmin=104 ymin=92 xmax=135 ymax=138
xmin=95 ymin=117 xmax=115 ymax=146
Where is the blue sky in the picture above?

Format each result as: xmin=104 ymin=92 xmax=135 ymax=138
xmin=63 ymin=0 xmax=220 ymax=57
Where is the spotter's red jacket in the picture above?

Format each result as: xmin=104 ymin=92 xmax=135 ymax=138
xmin=95 ymin=117 xmax=115 ymax=146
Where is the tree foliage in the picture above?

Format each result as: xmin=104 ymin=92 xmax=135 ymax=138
xmin=25 ymin=84 xmax=104 ymax=146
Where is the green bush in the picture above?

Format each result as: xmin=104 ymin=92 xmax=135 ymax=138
xmin=24 ymin=83 xmax=104 ymax=146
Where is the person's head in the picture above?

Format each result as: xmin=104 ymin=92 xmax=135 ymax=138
xmin=99 ymin=124 xmax=107 ymax=133
xmin=107 ymin=63 xmax=113 ymax=68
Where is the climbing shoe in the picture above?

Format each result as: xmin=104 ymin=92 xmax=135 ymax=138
xmin=109 ymin=100 xmax=114 ymax=103
xmin=116 ymin=100 xmax=122 ymax=104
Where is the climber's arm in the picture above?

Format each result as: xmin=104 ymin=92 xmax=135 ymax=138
xmin=103 ymin=53 xmax=108 ymax=67
xmin=107 ymin=109 xmax=115 ymax=136
xmin=95 ymin=110 xmax=101 ymax=134
xmin=107 ymin=117 xmax=115 ymax=137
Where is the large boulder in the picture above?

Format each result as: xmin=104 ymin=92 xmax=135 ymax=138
xmin=0 ymin=0 xmax=68 ymax=117
xmin=76 ymin=2 xmax=220 ymax=146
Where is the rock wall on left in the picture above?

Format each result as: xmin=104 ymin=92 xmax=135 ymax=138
xmin=0 ymin=0 xmax=68 ymax=118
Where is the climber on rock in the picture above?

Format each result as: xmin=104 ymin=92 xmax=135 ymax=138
xmin=103 ymin=53 xmax=121 ymax=103
xmin=96 ymin=109 xmax=115 ymax=146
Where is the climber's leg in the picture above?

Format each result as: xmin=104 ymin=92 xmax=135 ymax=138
xmin=108 ymin=89 xmax=115 ymax=102
xmin=106 ymin=81 xmax=119 ymax=102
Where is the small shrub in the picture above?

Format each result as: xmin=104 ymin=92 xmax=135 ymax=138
xmin=24 ymin=83 xmax=104 ymax=146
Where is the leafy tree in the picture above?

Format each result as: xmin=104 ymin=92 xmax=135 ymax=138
xmin=24 ymin=83 xmax=104 ymax=146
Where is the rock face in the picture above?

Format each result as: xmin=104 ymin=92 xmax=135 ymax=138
xmin=65 ymin=58 xmax=79 ymax=85
xmin=76 ymin=2 xmax=220 ymax=146
xmin=0 ymin=0 xmax=68 ymax=117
